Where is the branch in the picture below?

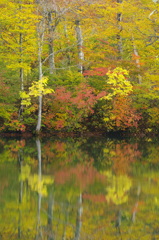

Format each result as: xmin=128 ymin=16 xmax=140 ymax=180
xmin=42 ymin=44 xmax=76 ymax=64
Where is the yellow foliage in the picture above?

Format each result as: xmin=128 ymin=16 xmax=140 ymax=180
xmin=20 ymin=77 xmax=54 ymax=106
xmin=0 ymin=0 xmax=39 ymax=72
xmin=101 ymin=67 xmax=133 ymax=100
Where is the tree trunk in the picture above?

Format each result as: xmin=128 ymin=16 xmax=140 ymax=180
xmin=19 ymin=1 xmax=24 ymax=118
xmin=48 ymin=12 xmax=56 ymax=74
xmin=75 ymin=20 xmax=84 ymax=74
xmin=19 ymin=32 xmax=24 ymax=119
xmin=36 ymin=45 xmax=43 ymax=134
xmin=132 ymin=36 xmax=142 ymax=84
xmin=36 ymin=19 xmax=44 ymax=134
xmin=19 ymin=31 xmax=24 ymax=92
xmin=117 ymin=0 xmax=123 ymax=59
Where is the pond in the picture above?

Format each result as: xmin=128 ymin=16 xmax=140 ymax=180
xmin=0 ymin=135 xmax=159 ymax=239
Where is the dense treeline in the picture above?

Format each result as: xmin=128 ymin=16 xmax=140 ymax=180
xmin=0 ymin=0 xmax=159 ymax=134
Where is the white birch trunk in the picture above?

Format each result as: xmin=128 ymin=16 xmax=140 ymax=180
xmin=36 ymin=43 xmax=43 ymax=134
xmin=75 ymin=20 xmax=84 ymax=74
xmin=132 ymin=36 xmax=142 ymax=84
xmin=117 ymin=0 xmax=123 ymax=59
xmin=36 ymin=18 xmax=45 ymax=134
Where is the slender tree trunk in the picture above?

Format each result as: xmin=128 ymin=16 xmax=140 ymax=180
xmin=117 ymin=0 xmax=123 ymax=59
xmin=19 ymin=1 xmax=24 ymax=118
xmin=19 ymin=1 xmax=24 ymax=91
xmin=36 ymin=19 xmax=45 ymax=134
xmin=48 ymin=12 xmax=56 ymax=74
xmin=36 ymin=46 xmax=43 ymax=134
xmin=36 ymin=94 xmax=43 ymax=134
xmin=132 ymin=36 xmax=142 ymax=84
xmin=19 ymin=32 xmax=24 ymax=119
xmin=75 ymin=20 xmax=84 ymax=74
xmin=19 ymin=32 xmax=24 ymax=92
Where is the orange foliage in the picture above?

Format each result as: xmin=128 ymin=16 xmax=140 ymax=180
xmin=83 ymin=193 xmax=106 ymax=203
xmin=54 ymin=163 xmax=105 ymax=190
xmin=112 ymin=96 xmax=141 ymax=130
xmin=112 ymin=143 xmax=141 ymax=175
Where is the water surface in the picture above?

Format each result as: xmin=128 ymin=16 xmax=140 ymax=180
xmin=0 ymin=136 xmax=159 ymax=239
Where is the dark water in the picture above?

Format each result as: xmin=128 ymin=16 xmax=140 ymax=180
xmin=0 ymin=136 xmax=159 ymax=239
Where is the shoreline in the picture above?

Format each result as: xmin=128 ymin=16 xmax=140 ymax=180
xmin=0 ymin=129 xmax=158 ymax=139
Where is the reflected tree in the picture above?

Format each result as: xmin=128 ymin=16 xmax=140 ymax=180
xmin=74 ymin=193 xmax=83 ymax=240
xmin=18 ymin=145 xmax=24 ymax=239
xmin=47 ymin=192 xmax=54 ymax=240
xmin=35 ymin=138 xmax=43 ymax=240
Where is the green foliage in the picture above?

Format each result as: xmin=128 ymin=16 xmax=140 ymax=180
xmin=50 ymin=70 xmax=85 ymax=89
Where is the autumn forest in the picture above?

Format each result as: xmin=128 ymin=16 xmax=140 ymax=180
xmin=1 ymin=0 xmax=159 ymax=134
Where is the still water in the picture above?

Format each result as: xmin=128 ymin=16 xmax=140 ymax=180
xmin=0 ymin=136 xmax=159 ymax=239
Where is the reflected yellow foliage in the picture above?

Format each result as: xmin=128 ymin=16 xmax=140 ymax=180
xmin=103 ymin=171 xmax=132 ymax=205
xmin=19 ymin=164 xmax=53 ymax=196
xmin=28 ymin=174 xmax=53 ymax=197
xmin=19 ymin=164 xmax=30 ymax=181
xmin=2 ymin=138 xmax=159 ymax=239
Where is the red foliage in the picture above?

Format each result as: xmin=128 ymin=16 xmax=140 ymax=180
xmin=54 ymin=163 xmax=106 ymax=190
xmin=83 ymin=67 xmax=109 ymax=76
xmin=112 ymin=143 xmax=142 ymax=175
xmin=43 ymin=83 xmax=104 ymax=131
xmin=83 ymin=193 xmax=106 ymax=203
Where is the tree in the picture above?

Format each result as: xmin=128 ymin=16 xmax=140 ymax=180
xmin=0 ymin=0 xmax=38 ymax=90
xmin=20 ymin=76 xmax=54 ymax=132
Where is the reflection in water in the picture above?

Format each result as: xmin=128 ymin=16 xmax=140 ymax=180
xmin=47 ymin=193 xmax=54 ymax=240
xmin=36 ymin=138 xmax=42 ymax=240
xmin=18 ymin=147 xmax=23 ymax=239
xmin=74 ymin=193 xmax=83 ymax=240
xmin=0 ymin=137 xmax=159 ymax=238
xmin=115 ymin=210 xmax=122 ymax=238
xmin=131 ymin=184 xmax=141 ymax=223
